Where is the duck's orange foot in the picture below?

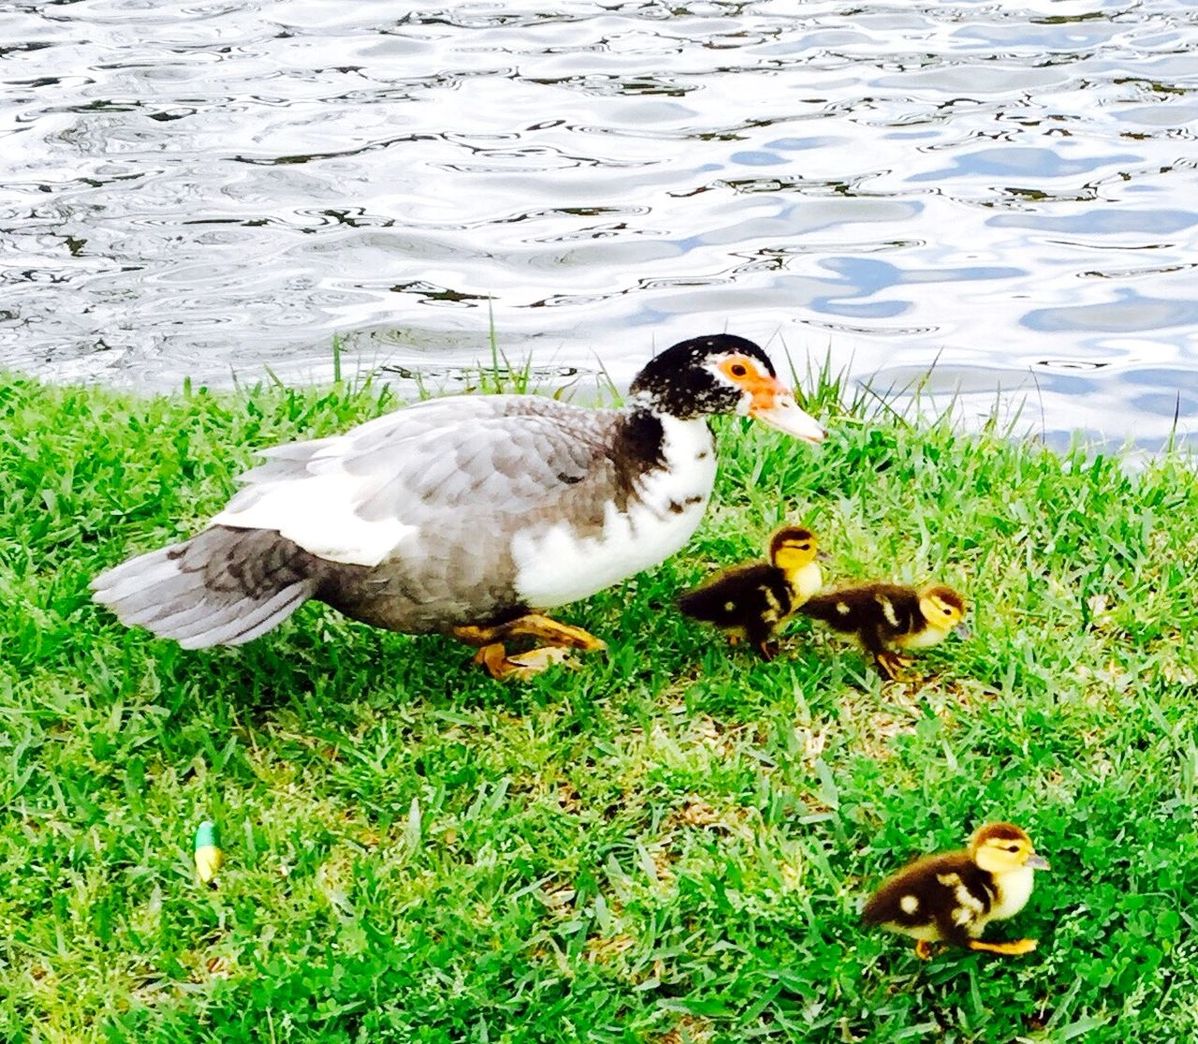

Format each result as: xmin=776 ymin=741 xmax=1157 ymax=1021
xmin=455 ymin=613 xmax=605 ymax=681
xmin=471 ymin=642 xmax=576 ymax=681
xmin=510 ymin=614 xmax=606 ymax=652
xmin=453 ymin=613 xmax=606 ymax=653
xmin=915 ymin=939 xmax=936 ymax=960
xmin=968 ymin=938 xmax=1037 ymax=956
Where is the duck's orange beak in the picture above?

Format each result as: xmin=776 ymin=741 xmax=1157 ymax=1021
xmin=716 ymin=355 xmax=827 ymax=443
xmin=743 ymin=373 xmax=826 ymax=443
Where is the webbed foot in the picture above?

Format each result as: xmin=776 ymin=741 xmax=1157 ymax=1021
xmin=454 ymin=613 xmax=606 ymax=653
xmin=968 ymin=938 xmax=1037 ymax=956
xmin=472 ymin=642 xmax=576 ymax=681
xmin=875 ymin=650 xmax=908 ymax=680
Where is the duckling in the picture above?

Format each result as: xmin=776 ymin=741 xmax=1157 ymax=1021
xmin=677 ymin=525 xmax=823 ymax=660
xmin=796 ymin=582 xmax=967 ymax=679
xmin=862 ymin=822 xmax=1050 ymax=959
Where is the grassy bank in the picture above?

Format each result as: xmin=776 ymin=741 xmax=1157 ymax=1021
xmin=2 ymin=371 xmax=1197 ymax=1043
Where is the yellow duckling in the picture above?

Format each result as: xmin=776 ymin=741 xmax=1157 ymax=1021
xmin=863 ymin=822 xmax=1050 ymax=959
xmin=677 ymin=525 xmax=823 ymax=660
xmin=796 ymin=582 xmax=967 ymax=678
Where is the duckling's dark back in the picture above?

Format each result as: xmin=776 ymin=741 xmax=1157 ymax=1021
xmin=677 ymin=563 xmax=791 ymax=627
xmin=798 ymin=583 xmax=922 ymax=636
xmin=862 ymin=851 xmax=995 ymax=929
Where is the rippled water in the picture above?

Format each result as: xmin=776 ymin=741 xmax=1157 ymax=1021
xmin=2 ymin=0 xmax=1197 ymax=446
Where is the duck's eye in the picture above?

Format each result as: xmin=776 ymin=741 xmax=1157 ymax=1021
xmin=730 ymin=363 xmax=748 ymax=378
xmin=1006 ymin=845 xmax=1020 ymax=852
xmin=797 ymin=544 xmax=810 ymax=551
xmin=943 ymin=608 xmax=952 ymax=616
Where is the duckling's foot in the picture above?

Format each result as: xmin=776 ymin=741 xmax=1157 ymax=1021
xmin=968 ymin=938 xmax=1037 ymax=957
xmin=472 ymin=642 xmax=575 ymax=681
xmin=756 ymin=639 xmax=780 ymax=661
xmin=454 ymin=613 xmax=607 ymax=653
xmin=914 ymin=940 xmax=937 ymax=960
xmin=875 ymin=651 xmax=908 ymax=681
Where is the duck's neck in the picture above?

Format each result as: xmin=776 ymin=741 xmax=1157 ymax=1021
xmin=615 ymin=405 xmax=668 ymax=474
xmin=987 ymin=865 xmax=1036 ymax=919
xmin=781 ymin=561 xmax=823 ymax=602
xmin=921 ymin=621 xmax=952 ymax=643
xmin=899 ymin=619 xmax=952 ymax=651
xmin=612 ymin=404 xmax=716 ymax=511
xmin=616 ymin=403 xmax=714 ymax=473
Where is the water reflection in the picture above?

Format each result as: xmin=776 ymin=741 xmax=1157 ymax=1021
xmin=0 ymin=0 xmax=1197 ymax=449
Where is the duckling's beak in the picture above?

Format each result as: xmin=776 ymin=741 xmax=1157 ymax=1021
xmin=745 ymin=377 xmax=826 ymax=443
xmin=1025 ymin=854 xmax=1050 ymax=871
xmin=953 ymin=622 xmax=972 ymax=639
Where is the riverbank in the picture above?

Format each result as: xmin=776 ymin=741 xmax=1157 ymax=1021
xmin=2 ymin=372 xmax=1196 ymax=1041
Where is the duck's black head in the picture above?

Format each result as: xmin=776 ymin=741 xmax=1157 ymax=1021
xmin=629 ymin=334 xmax=826 ymax=443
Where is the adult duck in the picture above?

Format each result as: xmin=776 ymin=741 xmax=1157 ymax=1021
xmin=92 ymin=334 xmax=826 ymax=678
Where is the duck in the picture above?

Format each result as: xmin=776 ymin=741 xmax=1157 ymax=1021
xmin=796 ymin=582 xmax=967 ymax=679
xmin=92 ymin=334 xmax=827 ymax=680
xmin=677 ymin=525 xmax=823 ymax=660
xmin=862 ymin=822 xmax=1050 ymax=959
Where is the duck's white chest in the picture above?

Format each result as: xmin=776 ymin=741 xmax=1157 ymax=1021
xmin=791 ymin=561 xmax=823 ymax=605
xmin=510 ymin=417 xmax=716 ymax=608
xmin=898 ymin=625 xmax=950 ymax=651
xmin=987 ymin=868 xmax=1035 ymax=922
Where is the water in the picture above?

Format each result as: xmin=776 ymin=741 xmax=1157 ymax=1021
xmin=2 ymin=0 xmax=1197 ymax=448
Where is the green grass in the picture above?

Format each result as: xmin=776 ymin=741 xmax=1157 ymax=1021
xmin=3 ymin=370 xmax=1198 ymax=1043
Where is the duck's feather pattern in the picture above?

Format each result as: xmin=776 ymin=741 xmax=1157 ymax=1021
xmin=92 ymin=526 xmax=322 ymax=648
xmin=799 ymin=584 xmax=923 ymax=639
xmin=215 ymin=396 xmax=616 ymax=567
xmin=678 ymin=563 xmax=793 ymax=641
xmin=93 ymin=393 xmax=715 ymax=642
xmin=862 ymin=852 xmax=997 ymax=946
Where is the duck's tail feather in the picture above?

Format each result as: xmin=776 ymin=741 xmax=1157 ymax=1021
xmin=676 ymin=586 xmax=716 ymax=622
xmin=91 ymin=525 xmax=320 ymax=649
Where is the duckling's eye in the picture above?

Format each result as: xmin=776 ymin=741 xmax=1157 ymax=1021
xmin=730 ymin=363 xmax=748 ymax=378
xmin=797 ymin=544 xmax=811 ymax=551
xmin=1006 ymin=845 xmax=1020 ymax=852
xmin=943 ymin=608 xmax=952 ymax=616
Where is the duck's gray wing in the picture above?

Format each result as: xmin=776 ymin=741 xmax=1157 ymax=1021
xmin=211 ymin=394 xmax=622 ymax=568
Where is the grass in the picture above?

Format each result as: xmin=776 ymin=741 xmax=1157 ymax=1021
xmin=2 ymin=367 xmax=1198 ymax=1042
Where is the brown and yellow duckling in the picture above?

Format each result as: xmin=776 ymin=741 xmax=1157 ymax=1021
xmin=796 ymin=582 xmax=967 ymax=679
xmin=863 ymin=822 xmax=1050 ymax=959
xmin=677 ymin=525 xmax=822 ymax=660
